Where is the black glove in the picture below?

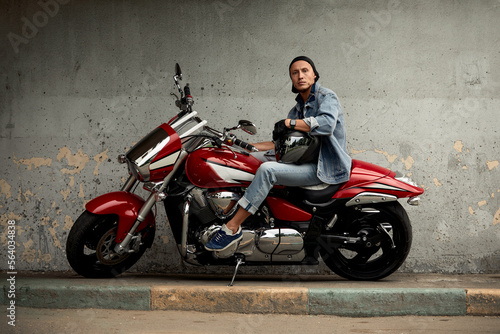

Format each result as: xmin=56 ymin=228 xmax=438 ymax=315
xmin=272 ymin=119 xmax=287 ymax=141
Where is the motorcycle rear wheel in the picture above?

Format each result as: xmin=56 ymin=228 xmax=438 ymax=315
xmin=320 ymin=202 xmax=412 ymax=281
xmin=66 ymin=210 xmax=155 ymax=278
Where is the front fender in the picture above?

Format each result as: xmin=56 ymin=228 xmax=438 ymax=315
xmin=86 ymin=191 xmax=155 ymax=243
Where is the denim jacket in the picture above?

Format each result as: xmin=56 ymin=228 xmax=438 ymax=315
xmin=287 ymin=83 xmax=352 ymax=184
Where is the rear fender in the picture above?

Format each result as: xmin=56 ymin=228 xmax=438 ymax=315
xmin=333 ymin=160 xmax=424 ymax=203
xmin=85 ymin=191 xmax=155 ymax=243
xmin=334 ymin=174 xmax=424 ymax=208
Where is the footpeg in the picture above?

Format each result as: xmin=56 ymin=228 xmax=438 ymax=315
xmin=228 ymin=255 xmax=245 ymax=287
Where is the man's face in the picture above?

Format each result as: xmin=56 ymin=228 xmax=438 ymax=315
xmin=290 ymin=60 xmax=316 ymax=93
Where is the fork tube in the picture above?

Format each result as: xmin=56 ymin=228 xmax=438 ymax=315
xmin=120 ymin=175 xmax=137 ymax=192
xmin=180 ymin=194 xmax=192 ymax=258
xmin=114 ymin=193 xmax=156 ymax=254
xmin=114 ymin=149 xmax=189 ymax=254
xmin=158 ymin=148 xmax=188 ymax=192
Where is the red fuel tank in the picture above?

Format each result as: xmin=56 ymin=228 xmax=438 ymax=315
xmin=185 ymin=148 xmax=262 ymax=188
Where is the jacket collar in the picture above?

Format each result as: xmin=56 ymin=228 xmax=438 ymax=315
xmin=295 ymin=83 xmax=317 ymax=110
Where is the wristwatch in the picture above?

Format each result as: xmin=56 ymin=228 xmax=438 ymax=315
xmin=290 ymin=119 xmax=296 ymax=130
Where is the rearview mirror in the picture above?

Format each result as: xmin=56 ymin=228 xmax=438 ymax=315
xmin=175 ymin=63 xmax=182 ymax=79
xmin=239 ymin=120 xmax=257 ymax=135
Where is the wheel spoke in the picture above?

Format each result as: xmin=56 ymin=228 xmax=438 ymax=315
xmin=96 ymin=227 xmax=130 ymax=265
xmin=351 ymin=247 xmax=380 ymax=264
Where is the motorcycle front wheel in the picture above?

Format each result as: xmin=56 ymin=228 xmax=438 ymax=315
xmin=66 ymin=210 xmax=155 ymax=278
xmin=320 ymin=202 xmax=412 ymax=281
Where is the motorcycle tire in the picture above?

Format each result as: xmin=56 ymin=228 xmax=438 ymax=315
xmin=320 ymin=202 xmax=412 ymax=281
xmin=66 ymin=210 xmax=155 ymax=278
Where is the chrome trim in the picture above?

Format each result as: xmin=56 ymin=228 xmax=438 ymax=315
xmin=154 ymin=192 xmax=167 ymax=202
xmin=191 ymin=187 xmax=208 ymax=208
xmin=170 ymin=111 xmax=199 ymax=129
xmin=235 ymin=229 xmax=257 ymax=257
xmin=378 ymin=223 xmax=395 ymax=249
xmin=256 ymin=228 xmax=303 ymax=255
xmin=363 ymin=183 xmax=407 ymax=192
xmin=234 ymin=229 xmax=307 ymax=263
xmin=214 ymin=242 xmax=240 ymax=259
xmin=407 ymin=196 xmax=421 ymax=206
xmin=186 ymin=244 xmax=196 ymax=254
xmin=171 ymin=111 xmax=207 ymax=139
xmin=274 ymin=229 xmax=304 ymax=255
xmin=228 ymin=257 xmax=245 ymax=287
xmin=256 ymin=229 xmax=280 ymax=254
xmin=180 ymin=195 xmax=192 ymax=258
xmin=359 ymin=207 xmax=381 ymax=213
xmin=199 ymin=224 xmax=221 ymax=246
xmin=143 ymin=181 xmax=163 ymax=193
xmin=345 ymin=192 xmax=398 ymax=207
xmin=206 ymin=191 xmax=241 ymax=219
xmin=325 ymin=214 xmax=338 ymax=231
xmin=271 ymin=250 xmax=305 ymax=262
xmin=120 ymin=175 xmax=137 ymax=192
xmin=179 ymin=120 xmax=207 ymax=138
xmin=117 ymin=154 xmax=127 ymax=164
xmin=137 ymin=194 xmax=157 ymax=223
xmin=381 ymin=222 xmax=393 ymax=232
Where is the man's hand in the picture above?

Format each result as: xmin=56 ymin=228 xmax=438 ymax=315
xmin=272 ymin=119 xmax=287 ymax=141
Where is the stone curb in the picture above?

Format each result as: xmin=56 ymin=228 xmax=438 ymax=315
xmin=308 ymin=288 xmax=467 ymax=317
xmin=2 ymin=281 xmax=499 ymax=316
xmin=7 ymin=282 xmax=150 ymax=310
xmin=466 ymin=289 xmax=500 ymax=316
xmin=151 ymin=286 xmax=309 ymax=314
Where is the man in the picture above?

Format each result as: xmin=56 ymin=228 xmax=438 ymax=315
xmin=205 ymin=56 xmax=351 ymax=251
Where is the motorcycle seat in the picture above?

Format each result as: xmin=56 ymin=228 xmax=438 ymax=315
xmin=299 ymin=182 xmax=343 ymax=205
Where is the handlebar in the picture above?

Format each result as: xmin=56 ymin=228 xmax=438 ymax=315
xmin=233 ymin=138 xmax=258 ymax=152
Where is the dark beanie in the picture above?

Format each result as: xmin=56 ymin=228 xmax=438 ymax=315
xmin=289 ymin=56 xmax=320 ymax=93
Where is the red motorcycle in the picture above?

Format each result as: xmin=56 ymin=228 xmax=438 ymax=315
xmin=66 ymin=64 xmax=424 ymax=284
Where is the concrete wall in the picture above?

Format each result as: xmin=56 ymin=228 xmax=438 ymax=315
xmin=1 ymin=0 xmax=499 ymax=275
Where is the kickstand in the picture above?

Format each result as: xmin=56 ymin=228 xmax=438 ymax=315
xmin=228 ymin=256 xmax=245 ymax=287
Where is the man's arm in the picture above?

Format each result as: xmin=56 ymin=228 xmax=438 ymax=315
xmin=284 ymin=119 xmax=311 ymax=132
xmin=251 ymin=141 xmax=275 ymax=151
